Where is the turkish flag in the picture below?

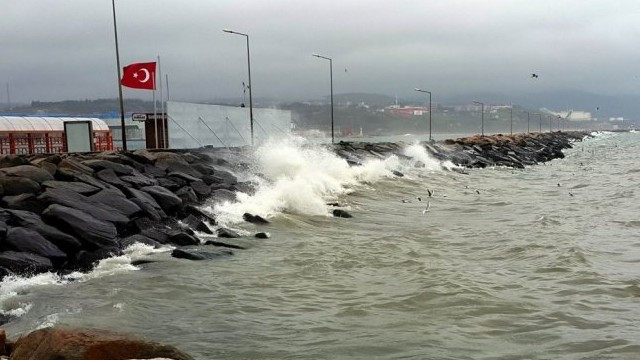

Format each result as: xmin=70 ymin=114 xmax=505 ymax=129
xmin=121 ymin=62 xmax=156 ymax=90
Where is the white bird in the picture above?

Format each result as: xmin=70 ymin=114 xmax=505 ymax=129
xmin=422 ymin=201 xmax=431 ymax=215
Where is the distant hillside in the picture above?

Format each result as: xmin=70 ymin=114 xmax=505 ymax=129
xmin=7 ymin=98 xmax=154 ymax=115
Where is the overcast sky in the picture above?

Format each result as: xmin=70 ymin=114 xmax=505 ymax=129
xmin=3 ymin=0 xmax=640 ymax=104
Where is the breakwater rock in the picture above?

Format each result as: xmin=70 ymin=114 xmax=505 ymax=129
xmin=335 ymin=131 xmax=590 ymax=169
xmin=0 ymin=148 xmax=259 ymax=289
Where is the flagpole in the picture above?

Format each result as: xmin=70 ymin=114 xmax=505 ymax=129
xmin=153 ymin=72 xmax=158 ymax=149
xmin=158 ymin=55 xmax=165 ymax=148
xmin=111 ymin=0 xmax=127 ymax=151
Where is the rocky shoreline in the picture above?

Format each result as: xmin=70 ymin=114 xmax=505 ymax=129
xmin=0 ymin=131 xmax=590 ymax=358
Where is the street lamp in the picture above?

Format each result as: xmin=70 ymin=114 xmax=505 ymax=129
xmin=312 ymin=53 xmax=334 ymax=143
xmin=414 ymin=88 xmax=432 ymax=141
xmin=472 ymin=101 xmax=485 ymax=136
xmin=523 ymin=111 xmax=530 ymax=133
xmin=548 ymin=115 xmax=552 ymax=132
xmin=223 ymin=29 xmax=254 ymax=146
xmin=111 ymin=0 xmax=127 ymax=151
xmin=539 ymin=113 xmax=543 ymax=133
xmin=509 ymin=105 xmax=513 ymax=135
xmin=557 ymin=116 xmax=562 ymax=132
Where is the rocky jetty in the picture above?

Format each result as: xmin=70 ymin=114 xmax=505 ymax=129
xmin=334 ymin=131 xmax=590 ymax=169
xmin=0 ymin=131 xmax=589 ymax=297
xmin=0 ymin=148 xmax=258 ymax=287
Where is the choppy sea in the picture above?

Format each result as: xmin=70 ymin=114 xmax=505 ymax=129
xmin=1 ymin=131 xmax=639 ymax=359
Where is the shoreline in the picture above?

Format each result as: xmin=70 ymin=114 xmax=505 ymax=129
xmin=0 ymin=130 xmax=591 ymax=357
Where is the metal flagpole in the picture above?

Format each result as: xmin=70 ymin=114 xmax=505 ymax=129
xmin=153 ymin=72 xmax=158 ymax=148
xmin=158 ymin=55 xmax=164 ymax=148
xmin=165 ymin=73 xmax=169 ymax=148
xmin=111 ymin=0 xmax=127 ymax=151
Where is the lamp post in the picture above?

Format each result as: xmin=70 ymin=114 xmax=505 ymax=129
xmin=557 ymin=116 xmax=561 ymax=132
xmin=548 ymin=115 xmax=552 ymax=132
xmin=539 ymin=113 xmax=543 ymax=133
xmin=523 ymin=111 xmax=530 ymax=133
xmin=509 ymin=105 xmax=513 ymax=135
xmin=111 ymin=0 xmax=127 ymax=151
xmin=473 ymin=101 xmax=485 ymax=136
xmin=223 ymin=29 xmax=254 ymax=146
xmin=414 ymin=88 xmax=432 ymax=141
xmin=312 ymin=53 xmax=334 ymax=143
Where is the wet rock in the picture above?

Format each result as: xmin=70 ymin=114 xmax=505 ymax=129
xmin=75 ymin=247 xmax=121 ymax=270
xmin=167 ymin=231 xmax=200 ymax=246
xmin=42 ymin=204 xmax=118 ymax=251
xmin=8 ymin=327 xmax=194 ymax=360
xmin=1 ymin=313 xmax=14 ymax=327
xmin=0 ymin=176 xmax=40 ymax=196
xmin=213 ymin=168 xmax=238 ymax=184
xmin=0 ymin=165 xmax=54 ymax=183
xmin=156 ymin=177 xmax=181 ymax=191
xmin=131 ymin=259 xmax=155 ymax=266
xmin=0 ymin=251 xmax=53 ymax=274
xmin=140 ymin=185 xmax=183 ymax=214
xmin=231 ymin=181 xmax=255 ymax=195
xmin=217 ymin=227 xmax=240 ymax=238
xmin=242 ymin=213 xmax=269 ymax=225
xmin=171 ymin=248 xmax=232 ymax=261
xmin=95 ymin=168 xmax=128 ymax=188
xmin=333 ymin=209 xmax=353 ymax=218
xmin=119 ymin=172 xmax=158 ymax=188
xmin=58 ymin=158 xmax=94 ymax=175
xmin=6 ymin=209 xmax=82 ymax=254
xmin=3 ymin=227 xmax=66 ymax=266
xmin=126 ymin=188 xmax=166 ymax=221
xmin=73 ymin=173 xmax=119 ymax=191
xmin=89 ymin=189 xmax=142 ymax=218
xmin=0 ymin=155 xmax=29 ymax=168
xmin=211 ymin=188 xmax=236 ymax=203
xmin=119 ymin=234 xmax=162 ymax=249
xmin=183 ymin=204 xmax=216 ymax=224
xmin=168 ymin=171 xmax=200 ymax=182
xmin=81 ymin=159 xmax=134 ymax=175
xmin=204 ymin=240 xmax=246 ymax=250
xmin=140 ymin=228 xmax=171 ymax=245
xmin=175 ymin=186 xmax=198 ymax=204
xmin=38 ymin=188 xmax=129 ymax=226
xmin=182 ymin=214 xmax=213 ymax=234
xmin=1 ymin=193 xmax=46 ymax=214
xmin=156 ymin=155 xmax=203 ymax=178
xmin=42 ymin=180 xmax=100 ymax=195
xmin=142 ymin=163 xmax=167 ymax=177
xmin=191 ymin=163 xmax=215 ymax=175
xmin=392 ymin=170 xmax=404 ymax=177
xmin=190 ymin=180 xmax=211 ymax=199
xmin=255 ymin=232 xmax=270 ymax=239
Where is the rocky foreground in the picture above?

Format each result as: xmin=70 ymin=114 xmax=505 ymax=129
xmin=0 ymin=131 xmax=589 ymax=358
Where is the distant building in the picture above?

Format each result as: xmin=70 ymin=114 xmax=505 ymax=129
xmin=382 ymin=105 xmax=435 ymax=116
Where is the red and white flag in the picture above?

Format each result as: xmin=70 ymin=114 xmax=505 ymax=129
xmin=121 ymin=62 xmax=156 ymax=90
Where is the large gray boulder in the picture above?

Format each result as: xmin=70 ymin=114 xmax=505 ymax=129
xmin=4 ymin=227 xmax=66 ymax=266
xmin=58 ymin=158 xmax=94 ymax=175
xmin=6 ymin=209 xmax=82 ymax=254
xmin=88 ymin=189 xmax=141 ymax=217
xmin=0 ymin=176 xmax=41 ymax=196
xmin=42 ymin=204 xmax=118 ymax=251
xmin=95 ymin=168 xmax=128 ymax=188
xmin=140 ymin=185 xmax=183 ymax=213
xmin=0 ymin=165 xmax=54 ymax=183
xmin=38 ymin=188 xmax=129 ymax=226
xmin=0 ymin=251 xmax=53 ymax=274
xmin=81 ymin=159 xmax=134 ymax=175
xmin=42 ymin=180 xmax=100 ymax=195
xmin=126 ymin=188 xmax=166 ymax=221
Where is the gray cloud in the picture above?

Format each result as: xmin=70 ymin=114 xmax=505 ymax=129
xmin=3 ymin=0 xmax=640 ymax=104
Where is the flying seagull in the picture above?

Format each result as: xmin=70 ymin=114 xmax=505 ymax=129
xmin=422 ymin=201 xmax=431 ymax=215
xmin=427 ymin=188 xmax=434 ymax=197
xmin=530 ymin=73 xmax=539 ymax=78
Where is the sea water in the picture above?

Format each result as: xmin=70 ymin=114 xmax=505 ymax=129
xmin=1 ymin=131 xmax=639 ymax=359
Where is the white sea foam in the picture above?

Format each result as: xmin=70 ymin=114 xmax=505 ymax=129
xmin=403 ymin=142 xmax=457 ymax=171
xmin=0 ymin=243 xmax=171 ymax=318
xmin=210 ymin=137 xmax=451 ymax=225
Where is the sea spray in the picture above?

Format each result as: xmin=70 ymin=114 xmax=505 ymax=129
xmin=0 ymin=243 xmax=170 ymax=319
xmin=211 ymin=137 xmax=447 ymax=225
